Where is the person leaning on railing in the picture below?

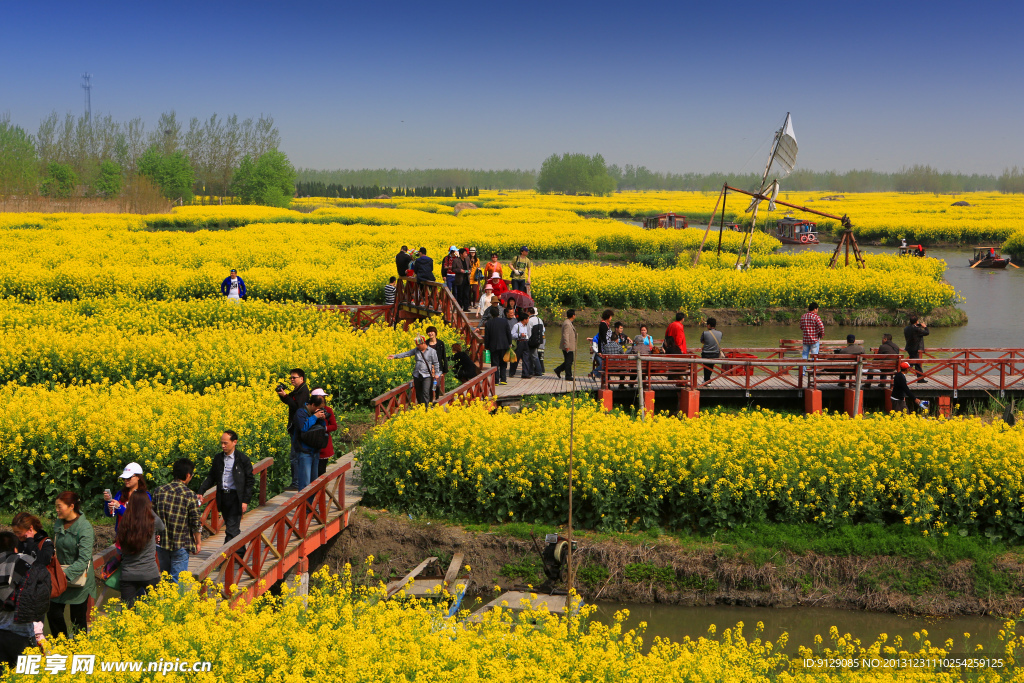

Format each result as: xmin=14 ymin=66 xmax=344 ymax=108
xmin=387 ymin=335 xmax=442 ymax=404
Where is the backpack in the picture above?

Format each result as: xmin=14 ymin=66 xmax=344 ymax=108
xmin=528 ymin=322 xmax=545 ymax=349
xmin=0 ymin=551 xmax=33 ymax=609
xmin=300 ymin=422 xmax=329 ymax=451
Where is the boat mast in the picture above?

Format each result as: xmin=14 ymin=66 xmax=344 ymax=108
xmin=736 ymin=113 xmax=788 ymax=269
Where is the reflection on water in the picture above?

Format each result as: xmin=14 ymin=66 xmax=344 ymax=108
xmin=591 ymin=602 xmax=1008 ymax=653
xmin=540 ymin=246 xmax=1023 ymax=376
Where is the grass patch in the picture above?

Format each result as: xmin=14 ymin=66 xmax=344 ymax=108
xmin=577 ymin=564 xmax=610 ymax=588
xmin=499 ymin=555 xmax=542 ymax=582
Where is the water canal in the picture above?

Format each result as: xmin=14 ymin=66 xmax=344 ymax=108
xmin=591 ymin=602 xmax=1010 ymax=653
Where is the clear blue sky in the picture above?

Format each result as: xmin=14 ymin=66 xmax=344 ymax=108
xmin=2 ymin=0 xmax=1022 ymax=174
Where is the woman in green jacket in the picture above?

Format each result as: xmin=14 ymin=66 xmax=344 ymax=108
xmin=48 ymin=492 xmax=96 ymax=637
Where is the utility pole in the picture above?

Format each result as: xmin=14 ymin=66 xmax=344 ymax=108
xmin=81 ymin=73 xmax=92 ymax=120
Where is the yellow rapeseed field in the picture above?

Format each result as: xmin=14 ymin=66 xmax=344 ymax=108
xmin=361 ymin=400 xmax=1024 ymax=539
xmin=19 ymin=569 xmax=1024 ymax=682
xmin=0 ymin=197 xmax=959 ymax=311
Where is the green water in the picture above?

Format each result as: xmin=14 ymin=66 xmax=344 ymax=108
xmin=592 ymin=602 xmax=1011 ymax=654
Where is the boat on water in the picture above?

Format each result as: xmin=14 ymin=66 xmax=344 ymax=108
xmin=774 ymin=216 xmax=819 ymax=244
xmin=642 ymin=212 xmax=688 ymax=229
xmin=969 ymin=246 xmax=1012 ymax=269
xmin=898 ymin=243 xmax=927 ymax=257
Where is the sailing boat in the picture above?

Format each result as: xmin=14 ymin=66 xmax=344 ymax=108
xmin=736 ymin=113 xmax=799 ymax=267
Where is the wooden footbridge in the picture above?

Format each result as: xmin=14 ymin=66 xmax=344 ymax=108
xmin=91 ymin=452 xmax=360 ymax=611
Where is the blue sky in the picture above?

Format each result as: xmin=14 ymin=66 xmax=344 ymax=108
xmin=2 ymin=0 xmax=1022 ymax=173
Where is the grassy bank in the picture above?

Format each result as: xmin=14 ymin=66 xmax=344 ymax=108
xmin=329 ymin=510 xmax=1024 ymax=617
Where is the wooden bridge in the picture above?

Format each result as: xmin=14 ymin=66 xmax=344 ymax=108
xmin=91 ymin=452 xmax=360 ymax=610
xmin=598 ymin=347 xmax=1024 ymax=417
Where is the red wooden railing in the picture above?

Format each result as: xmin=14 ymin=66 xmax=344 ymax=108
xmin=316 ymin=304 xmax=394 ymax=328
xmin=598 ymin=348 xmax=1024 ymax=396
xmin=199 ymin=461 xmax=353 ymax=601
xmin=437 ymin=367 xmax=498 ymax=406
xmin=372 ymin=368 xmax=498 ymax=423
xmin=199 ymin=457 xmax=276 ymax=535
xmin=393 ymin=277 xmax=485 ymax=366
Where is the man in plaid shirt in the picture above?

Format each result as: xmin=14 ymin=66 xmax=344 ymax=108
xmin=799 ymin=302 xmax=825 ymax=359
xmin=153 ymin=458 xmax=202 ymax=583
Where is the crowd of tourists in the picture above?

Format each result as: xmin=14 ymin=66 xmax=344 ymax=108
xmin=0 ymin=375 xmax=348 ymax=664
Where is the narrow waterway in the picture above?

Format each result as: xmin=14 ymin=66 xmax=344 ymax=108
xmin=537 ymin=247 xmax=1023 ymax=377
xmin=591 ymin=602 xmax=1009 ymax=654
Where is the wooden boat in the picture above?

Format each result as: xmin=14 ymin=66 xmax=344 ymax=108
xmin=642 ymin=212 xmax=688 ymax=229
xmin=898 ymin=244 xmax=927 ymax=257
xmin=386 ymin=553 xmax=469 ymax=615
xmin=774 ymin=216 xmax=819 ymax=244
xmin=969 ymin=247 xmax=1011 ymax=269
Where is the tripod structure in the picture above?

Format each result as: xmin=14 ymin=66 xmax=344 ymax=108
xmin=828 ymin=215 xmax=867 ymax=269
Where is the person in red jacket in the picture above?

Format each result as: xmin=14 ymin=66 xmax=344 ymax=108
xmin=664 ymin=312 xmax=687 ymax=354
xmin=310 ymin=388 xmax=339 ymax=477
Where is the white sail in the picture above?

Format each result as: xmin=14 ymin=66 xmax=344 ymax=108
xmin=773 ymin=114 xmax=798 ymax=177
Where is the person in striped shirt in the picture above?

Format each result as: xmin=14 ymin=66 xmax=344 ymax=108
xmin=384 ymin=277 xmax=396 ymax=305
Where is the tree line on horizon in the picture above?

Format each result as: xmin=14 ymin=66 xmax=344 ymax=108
xmin=297 ymin=163 xmax=1024 ymax=194
xmin=0 ymin=111 xmax=295 ymax=208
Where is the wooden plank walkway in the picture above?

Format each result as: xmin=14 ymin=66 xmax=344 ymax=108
xmin=496 ymin=373 xmax=599 ymax=399
xmin=188 ymin=453 xmax=361 ymax=583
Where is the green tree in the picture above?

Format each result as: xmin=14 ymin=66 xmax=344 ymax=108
xmin=94 ymin=160 xmax=123 ymax=197
xmin=536 ymin=153 xmax=616 ymax=195
xmin=40 ymin=162 xmax=78 ymax=198
xmin=230 ymin=150 xmax=296 ymax=207
xmin=0 ymin=115 xmax=39 ymax=195
xmin=138 ymin=146 xmax=195 ymax=202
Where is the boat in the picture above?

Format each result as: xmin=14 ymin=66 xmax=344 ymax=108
xmin=969 ymin=247 xmax=1012 ymax=269
xmin=642 ymin=212 xmax=688 ymax=229
xmin=774 ymin=216 xmax=819 ymax=244
xmin=898 ymin=244 xmax=927 ymax=257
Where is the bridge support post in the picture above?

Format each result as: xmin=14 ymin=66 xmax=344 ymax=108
xmin=883 ymin=389 xmax=893 ymax=413
xmin=938 ymin=395 xmax=952 ymax=418
xmin=297 ymin=556 xmax=309 ymax=607
xmin=600 ymin=389 xmax=613 ymax=412
xmin=678 ymin=389 xmax=699 ymax=418
xmin=843 ymin=388 xmax=863 ymax=417
xmin=644 ymin=390 xmax=655 ymax=415
xmin=804 ymin=389 xmax=822 ymax=415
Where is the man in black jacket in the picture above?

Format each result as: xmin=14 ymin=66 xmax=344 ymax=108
xmin=903 ymin=315 xmax=929 ymax=383
xmin=276 ymin=368 xmax=309 ymax=490
xmin=866 ymin=333 xmax=900 ymax=388
xmin=0 ymin=527 xmax=50 ymax=667
xmin=891 ymin=362 xmax=922 ymax=413
xmin=198 ymin=430 xmax=255 ymax=555
xmin=395 ymin=246 xmax=412 ymax=277
xmin=483 ymin=306 xmax=512 ymax=385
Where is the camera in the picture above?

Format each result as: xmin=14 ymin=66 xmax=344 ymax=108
xmin=276 ymin=383 xmax=287 ymax=392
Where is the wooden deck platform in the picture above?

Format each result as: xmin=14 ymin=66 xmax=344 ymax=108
xmin=496 ymin=373 xmax=599 ymax=400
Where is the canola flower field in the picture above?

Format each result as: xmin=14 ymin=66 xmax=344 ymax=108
xmin=0 ymin=197 xmax=959 ymax=312
xmin=18 ymin=568 xmax=1024 ymax=683
xmin=0 ymin=297 xmax=458 ymax=404
xmin=360 ymin=401 xmax=1024 ymax=540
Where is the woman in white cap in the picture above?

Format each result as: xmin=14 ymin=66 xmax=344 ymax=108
xmin=310 ymin=388 xmax=338 ymax=477
xmin=103 ymin=462 xmax=151 ymax=531
xmin=488 ymin=271 xmax=509 ymax=297
xmin=477 ymin=282 xmax=495 ymax=316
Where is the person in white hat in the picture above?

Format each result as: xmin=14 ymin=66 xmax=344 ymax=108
xmin=488 ymin=270 xmax=508 ymax=297
xmin=477 ymin=282 xmax=495 ymax=317
xmin=466 ymin=247 xmax=482 ymax=304
xmin=103 ymin=462 xmax=150 ymax=530
xmin=309 ymin=388 xmax=337 ymax=477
